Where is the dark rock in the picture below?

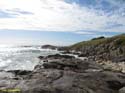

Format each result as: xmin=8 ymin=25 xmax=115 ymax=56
xmin=38 ymin=56 xmax=45 ymax=60
xmin=78 ymin=53 xmax=87 ymax=57
xmin=41 ymin=56 xmax=102 ymax=73
xmin=7 ymin=70 xmax=32 ymax=76
xmin=47 ymin=54 xmax=75 ymax=59
xmin=92 ymin=36 xmax=105 ymax=40
xmin=112 ymin=56 xmax=125 ymax=62
xmin=43 ymin=61 xmax=78 ymax=70
xmin=106 ymin=80 xmax=124 ymax=90
xmin=42 ymin=45 xmax=58 ymax=50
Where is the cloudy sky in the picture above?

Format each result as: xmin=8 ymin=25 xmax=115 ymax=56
xmin=0 ymin=0 xmax=125 ymax=45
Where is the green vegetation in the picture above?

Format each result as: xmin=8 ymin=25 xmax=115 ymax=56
xmin=0 ymin=88 xmax=21 ymax=93
xmin=67 ymin=34 xmax=125 ymax=61
xmin=69 ymin=34 xmax=125 ymax=50
xmin=91 ymin=36 xmax=105 ymax=40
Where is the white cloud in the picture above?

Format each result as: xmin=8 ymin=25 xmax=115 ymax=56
xmin=0 ymin=0 xmax=125 ymax=33
xmin=74 ymin=31 xmax=95 ymax=35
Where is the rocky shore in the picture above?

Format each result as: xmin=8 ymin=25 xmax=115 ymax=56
xmin=0 ymin=54 xmax=125 ymax=93
xmin=68 ymin=34 xmax=125 ymax=62
xmin=0 ymin=34 xmax=125 ymax=93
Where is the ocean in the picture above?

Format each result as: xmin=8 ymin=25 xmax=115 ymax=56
xmin=0 ymin=45 xmax=59 ymax=71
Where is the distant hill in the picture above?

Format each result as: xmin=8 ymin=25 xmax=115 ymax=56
xmin=69 ymin=34 xmax=125 ymax=62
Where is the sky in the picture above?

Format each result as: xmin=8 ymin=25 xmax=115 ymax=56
xmin=0 ymin=0 xmax=125 ymax=45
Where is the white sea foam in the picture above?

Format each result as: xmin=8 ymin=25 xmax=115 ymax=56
xmin=0 ymin=45 xmax=59 ymax=71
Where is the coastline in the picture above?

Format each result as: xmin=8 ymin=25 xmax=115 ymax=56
xmin=0 ymin=34 xmax=125 ymax=93
xmin=0 ymin=52 xmax=125 ymax=93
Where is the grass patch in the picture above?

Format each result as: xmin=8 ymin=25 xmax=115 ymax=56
xmin=70 ymin=34 xmax=125 ymax=50
xmin=0 ymin=88 xmax=21 ymax=93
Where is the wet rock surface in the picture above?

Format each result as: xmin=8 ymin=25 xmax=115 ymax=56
xmin=0 ymin=54 xmax=125 ymax=93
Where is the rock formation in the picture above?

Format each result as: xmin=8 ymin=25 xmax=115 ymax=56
xmin=0 ymin=54 xmax=124 ymax=93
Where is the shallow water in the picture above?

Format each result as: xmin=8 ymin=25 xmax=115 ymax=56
xmin=0 ymin=45 xmax=59 ymax=71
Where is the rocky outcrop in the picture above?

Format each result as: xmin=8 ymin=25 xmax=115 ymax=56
xmin=69 ymin=34 xmax=125 ymax=62
xmin=0 ymin=54 xmax=125 ymax=93
xmin=41 ymin=44 xmax=68 ymax=51
xmin=42 ymin=45 xmax=58 ymax=50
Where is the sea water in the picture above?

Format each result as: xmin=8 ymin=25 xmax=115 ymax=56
xmin=0 ymin=45 xmax=59 ymax=71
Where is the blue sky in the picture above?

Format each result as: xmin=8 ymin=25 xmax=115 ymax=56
xmin=0 ymin=0 xmax=125 ymax=45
